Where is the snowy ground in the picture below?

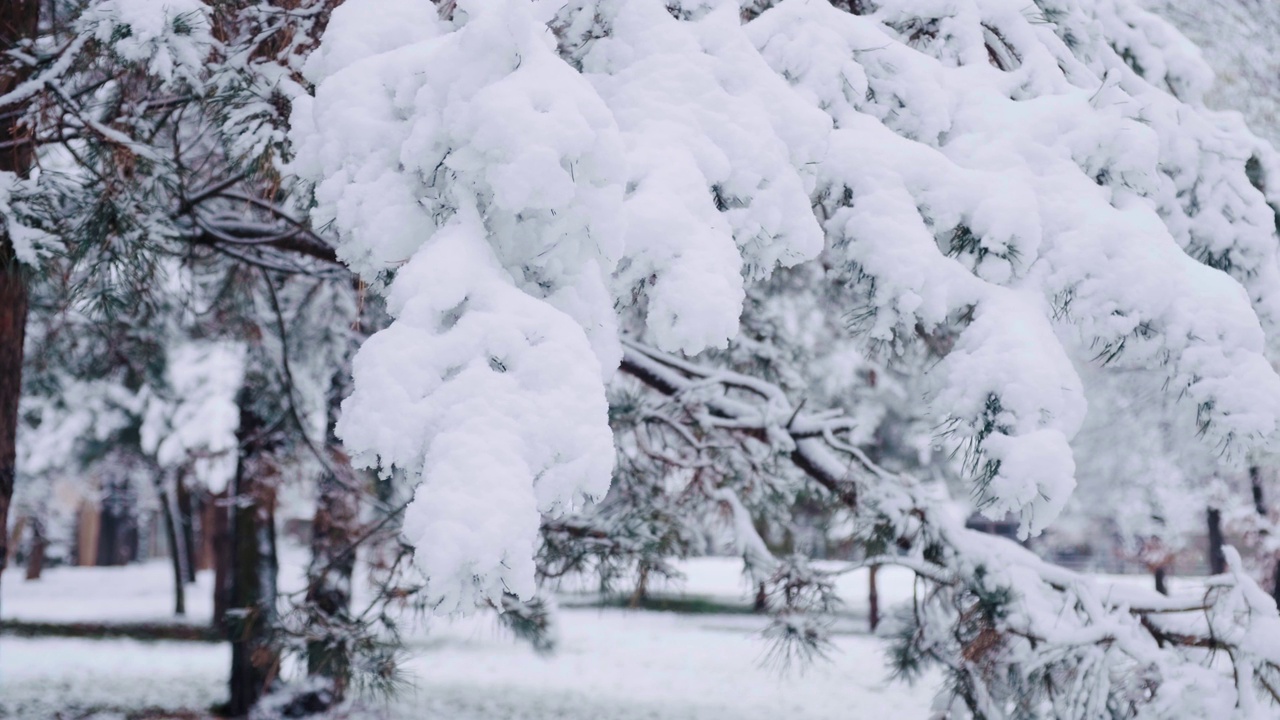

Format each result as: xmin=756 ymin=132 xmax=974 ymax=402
xmin=399 ymin=609 xmax=937 ymax=720
xmin=0 ymin=554 xmax=924 ymax=625
xmin=1 ymin=636 xmax=230 ymax=718
xmin=0 ymin=553 xmax=1194 ymax=719
xmin=0 ymin=555 xmax=945 ymax=718
xmin=0 ymin=609 xmax=937 ymax=719
xmin=1 ymin=560 xmax=216 ymax=626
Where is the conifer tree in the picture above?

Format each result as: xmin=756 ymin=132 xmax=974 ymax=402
xmin=8 ymin=0 xmax=1280 ymax=717
xmin=290 ymin=0 xmax=1280 ymax=716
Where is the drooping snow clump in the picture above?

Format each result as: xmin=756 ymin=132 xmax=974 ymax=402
xmin=291 ymin=0 xmax=1280 ymax=622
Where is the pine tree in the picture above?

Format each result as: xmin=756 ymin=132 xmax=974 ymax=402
xmin=0 ymin=3 xmax=363 ymax=716
xmin=8 ymin=0 xmax=1280 ymax=717
xmin=0 ymin=0 xmax=40 ymax=621
xmin=290 ymin=0 xmax=1280 ymax=716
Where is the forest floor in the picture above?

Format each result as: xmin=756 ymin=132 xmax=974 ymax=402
xmin=0 ymin=552 xmax=1175 ymax=718
xmin=0 ymin=552 xmax=941 ymax=719
xmin=0 ymin=609 xmax=938 ymax=719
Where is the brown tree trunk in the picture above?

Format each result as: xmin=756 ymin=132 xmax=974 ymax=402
xmin=211 ymin=489 xmax=231 ymax=629
xmin=302 ymin=368 xmax=364 ymax=712
xmin=868 ymin=564 xmax=880 ymax=632
xmin=77 ymin=500 xmax=100 ymax=567
xmin=176 ymin=472 xmax=197 ymax=583
xmin=226 ymin=397 xmax=279 ymax=718
xmin=304 ymin=452 xmax=360 ymax=708
xmin=0 ymin=0 xmax=40 ymax=621
xmin=630 ymin=564 xmax=650 ymax=608
xmin=23 ymin=516 xmax=43 ymax=580
xmin=155 ymin=472 xmax=186 ymax=616
xmin=196 ymin=490 xmax=213 ymax=571
xmin=7 ymin=514 xmax=24 ymax=567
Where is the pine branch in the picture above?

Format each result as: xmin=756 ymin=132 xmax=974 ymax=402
xmin=618 ymin=339 xmax=1280 ymax=715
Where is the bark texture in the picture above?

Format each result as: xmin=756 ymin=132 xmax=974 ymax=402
xmin=226 ymin=398 xmax=280 ymax=718
xmin=303 ymin=454 xmax=359 ymax=708
xmin=302 ymin=374 xmax=362 ymax=709
xmin=210 ymin=488 xmax=232 ymax=628
xmin=0 ymin=0 xmax=39 ymax=619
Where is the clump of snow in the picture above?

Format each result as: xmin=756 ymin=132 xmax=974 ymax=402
xmin=292 ymin=0 xmax=630 ymax=613
xmin=0 ymin=171 xmax=58 ymax=265
xmin=140 ymin=341 xmax=245 ymax=493
xmin=573 ymin=0 xmax=826 ymax=353
xmin=80 ymin=0 xmax=213 ymax=87
xmin=18 ymin=381 xmax=136 ymax=479
xmin=751 ymin=0 xmax=1280 ymax=534
xmin=291 ymin=0 xmax=1280 ymax=612
xmin=341 ymin=210 xmax=615 ymax=613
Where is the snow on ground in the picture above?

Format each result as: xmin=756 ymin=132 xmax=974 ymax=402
xmin=0 ymin=554 xmax=944 ymax=718
xmin=561 ymin=557 xmax=922 ymax=613
xmin=1 ymin=552 xmax=1176 ymax=625
xmin=0 ymin=552 xmax=1198 ymax=719
xmin=0 ymin=553 xmax=1186 ymax=719
xmin=0 ymin=545 xmax=310 ymax=626
xmin=0 ymin=637 xmax=229 ymax=718
xmin=0 ymin=607 xmax=937 ymax=719
xmin=400 ymin=608 xmax=937 ymax=720
xmin=0 ymin=554 xmax=916 ymax=626
xmin=1 ymin=560 xmax=215 ymax=625
xmin=2 ymin=548 xmax=1187 ymax=712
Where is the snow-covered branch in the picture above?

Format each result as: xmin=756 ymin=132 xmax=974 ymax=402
xmin=620 ymin=340 xmax=1280 ymax=719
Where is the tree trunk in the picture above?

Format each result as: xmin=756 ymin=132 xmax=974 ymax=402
xmin=1207 ymin=507 xmax=1226 ymax=575
xmin=303 ymin=368 xmax=364 ymax=710
xmin=77 ymin=501 xmax=100 ymax=567
xmin=0 ymin=0 xmax=40 ymax=622
xmin=211 ymin=489 xmax=232 ymax=629
xmin=227 ymin=398 xmax=279 ymax=718
xmin=176 ymin=472 xmax=197 ymax=583
xmin=1154 ymin=565 xmax=1168 ymax=596
xmin=196 ymin=489 xmax=214 ymax=571
xmin=1248 ymin=466 xmax=1280 ymax=605
xmin=868 ymin=563 xmax=880 ymax=632
xmin=155 ymin=472 xmax=186 ymax=616
xmin=23 ymin=516 xmax=43 ymax=581
xmin=304 ymin=453 xmax=360 ymax=708
xmin=7 ymin=514 xmax=24 ymax=567
xmin=98 ymin=491 xmax=120 ymax=566
xmin=630 ymin=564 xmax=650 ymax=608
xmin=1251 ymin=466 xmax=1267 ymax=516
